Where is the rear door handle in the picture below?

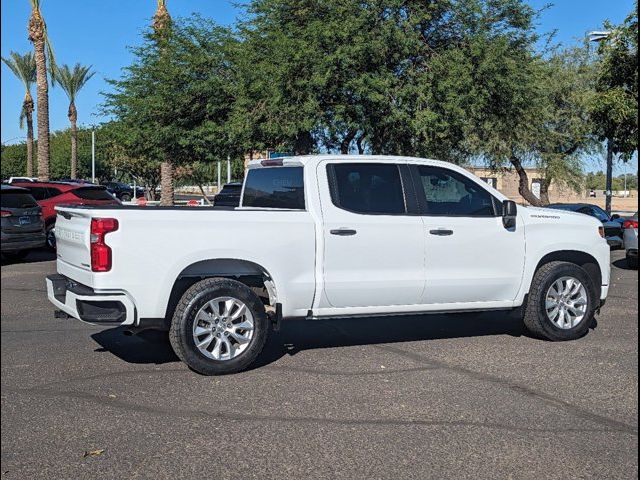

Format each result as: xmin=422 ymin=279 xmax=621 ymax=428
xmin=330 ymin=228 xmax=357 ymax=236
xmin=429 ymin=229 xmax=454 ymax=236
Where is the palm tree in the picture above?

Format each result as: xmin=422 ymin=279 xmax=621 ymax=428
xmin=27 ymin=0 xmax=56 ymax=181
xmin=55 ymin=64 xmax=95 ymax=179
xmin=2 ymin=52 xmax=36 ymax=177
xmin=153 ymin=0 xmax=174 ymax=206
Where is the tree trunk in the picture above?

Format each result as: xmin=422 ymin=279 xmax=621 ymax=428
xmin=539 ymin=178 xmax=552 ymax=206
xmin=356 ymin=131 xmax=366 ymax=155
xmin=340 ymin=130 xmax=357 ymax=154
xmin=25 ymin=105 xmax=34 ymax=178
xmin=510 ymin=154 xmax=543 ymax=207
xmin=198 ymin=184 xmax=212 ymax=205
xmin=29 ymin=11 xmax=50 ymax=181
xmin=605 ymin=140 xmax=613 ymax=214
xmin=160 ymin=160 xmax=174 ymax=206
xmin=69 ymin=102 xmax=78 ymax=179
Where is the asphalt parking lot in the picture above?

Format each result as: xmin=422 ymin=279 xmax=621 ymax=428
xmin=1 ymin=251 xmax=637 ymax=479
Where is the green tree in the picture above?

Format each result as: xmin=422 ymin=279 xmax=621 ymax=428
xmin=55 ymin=63 xmax=95 ymax=179
xmin=1 ymin=52 xmax=36 ymax=177
xmin=103 ymin=16 xmax=240 ymax=204
xmin=235 ymin=0 xmax=587 ymax=206
xmin=1 ymin=126 xmax=113 ymax=181
xmin=590 ymin=3 xmax=638 ymax=211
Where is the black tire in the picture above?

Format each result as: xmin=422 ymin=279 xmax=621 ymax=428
xmin=523 ymin=261 xmax=597 ymax=341
xmin=2 ymin=250 xmax=28 ymax=262
xmin=120 ymin=193 xmax=132 ymax=202
xmin=169 ymin=278 xmax=269 ymax=375
xmin=45 ymin=223 xmax=56 ymax=251
xmin=627 ymin=254 xmax=638 ymax=269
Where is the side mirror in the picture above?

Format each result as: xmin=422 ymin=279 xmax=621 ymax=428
xmin=502 ymin=200 xmax=518 ymax=229
xmin=611 ymin=214 xmax=621 ymax=220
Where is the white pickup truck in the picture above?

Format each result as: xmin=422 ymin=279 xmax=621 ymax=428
xmin=47 ymin=155 xmax=610 ymax=375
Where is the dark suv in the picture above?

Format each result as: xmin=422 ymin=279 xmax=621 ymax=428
xmin=103 ymin=181 xmax=145 ymax=202
xmin=213 ymin=182 xmax=242 ymax=207
xmin=1 ymin=184 xmax=45 ymax=259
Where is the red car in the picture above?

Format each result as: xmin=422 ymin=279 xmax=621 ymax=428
xmin=12 ymin=181 xmax=121 ymax=249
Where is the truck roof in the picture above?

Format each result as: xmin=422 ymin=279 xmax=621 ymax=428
xmin=248 ymin=154 xmax=466 ymax=170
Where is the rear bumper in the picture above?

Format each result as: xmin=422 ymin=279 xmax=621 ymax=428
xmin=1 ymin=231 xmax=46 ymax=252
xmin=46 ymin=274 xmax=136 ymax=326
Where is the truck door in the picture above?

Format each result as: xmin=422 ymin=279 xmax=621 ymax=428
xmin=318 ymin=161 xmax=425 ymax=308
xmin=410 ymin=164 xmax=525 ymax=304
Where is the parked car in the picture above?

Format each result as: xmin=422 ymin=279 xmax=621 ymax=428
xmin=47 ymin=155 xmax=610 ymax=375
xmin=623 ymin=212 xmax=638 ymax=269
xmin=102 ymin=181 xmax=145 ymax=202
xmin=213 ymin=182 xmax=242 ymax=207
xmin=1 ymin=184 xmax=45 ymax=260
xmin=11 ymin=181 xmax=121 ymax=250
xmin=546 ymin=203 xmax=624 ymax=249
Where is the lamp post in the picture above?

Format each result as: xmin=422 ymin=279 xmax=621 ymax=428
xmin=588 ymin=30 xmax=615 ymax=214
xmin=91 ymin=128 xmax=96 ymax=183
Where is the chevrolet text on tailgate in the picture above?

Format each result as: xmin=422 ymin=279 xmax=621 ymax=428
xmin=47 ymin=156 xmax=611 ymax=375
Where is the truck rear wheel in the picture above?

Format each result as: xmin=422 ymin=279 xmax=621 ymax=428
xmin=169 ymin=277 xmax=269 ymax=375
xmin=523 ymin=261 xmax=597 ymax=341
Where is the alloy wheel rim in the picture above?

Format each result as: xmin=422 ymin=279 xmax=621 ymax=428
xmin=192 ymin=296 xmax=254 ymax=361
xmin=545 ymin=276 xmax=588 ymax=329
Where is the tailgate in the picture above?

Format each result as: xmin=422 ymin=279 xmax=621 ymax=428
xmin=55 ymin=208 xmax=92 ymax=271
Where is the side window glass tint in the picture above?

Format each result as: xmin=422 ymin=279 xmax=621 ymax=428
xmin=329 ymin=163 xmax=405 ymax=214
xmin=416 ymin=166 xmax=496 ymax=216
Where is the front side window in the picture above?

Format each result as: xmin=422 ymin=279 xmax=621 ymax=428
xmin=328 ymin=163 xmax=406 ymax=215
xmin=242 ymin=167 xmax=305 ymax=209
xmin=415 ymin=166 xmax=497 ymax=216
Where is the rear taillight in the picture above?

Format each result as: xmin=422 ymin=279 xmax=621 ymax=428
xmin=0 ymin=210 xmax=11 ymax=218
xmin=90 ymin=218 xmax=118 ymax=272
xmin=623 ymin=219 xmax=638 ymax=229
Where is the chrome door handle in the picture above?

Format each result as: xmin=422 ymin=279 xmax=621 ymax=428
xmin=429 ymin=229 xmax=454 ymax=236
xmin=330 ymin=228 xmax=357 ymax=236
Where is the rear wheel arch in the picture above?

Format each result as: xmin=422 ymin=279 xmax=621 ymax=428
xmin=164 ymin=259 xmax=277 ymax=321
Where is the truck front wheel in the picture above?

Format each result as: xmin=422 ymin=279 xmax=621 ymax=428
xmin=169 ymin=278 xmax=270 ymax=375
xmin=523 ymin=261 xmax=597 ymax=341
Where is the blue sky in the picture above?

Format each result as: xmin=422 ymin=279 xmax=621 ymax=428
xmin=1 ymin=0 xmax=636 ymax=174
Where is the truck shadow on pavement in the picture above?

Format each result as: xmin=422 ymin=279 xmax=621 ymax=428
xmin=91 ymin=310 xmax=530 ymax=369
xmin=0 ymin=248 xmax=56 ymax=265
xmin=612 ymin=257 xmax=637 ymax=271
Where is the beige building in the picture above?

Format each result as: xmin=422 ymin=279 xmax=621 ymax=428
xmin=469 ymin=167 xmax=637 ymax=211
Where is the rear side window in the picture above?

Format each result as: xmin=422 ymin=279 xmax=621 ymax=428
xmin=328 ymin=163 xmax=406 ymax=215
xmin=1 ymin=191 xmax=38 ymax=208
xmin=72 ymin=187 xmax=116 ymax=201
xmin=415 ymin=166 xmax=497 ymax=216
xmin=243 ymin=167 xmax=305 ymax=209
xmin=25 ymin=187 xmax=49 ymax=200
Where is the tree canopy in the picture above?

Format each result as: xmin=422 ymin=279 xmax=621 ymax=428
xmin=37 ymin=0 xmax=635 ymax=205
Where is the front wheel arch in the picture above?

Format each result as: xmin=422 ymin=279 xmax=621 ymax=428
xmin=532 ymin=250 xmax=602 ymax=300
